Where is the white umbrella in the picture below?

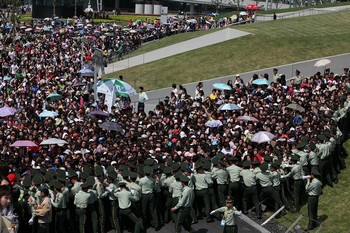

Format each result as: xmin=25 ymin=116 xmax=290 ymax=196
xmin=314 ymin=59 xmax=331 ymax=68
xmin=205 ymin=120 xmax=223 ymax=128
xmin=239 ymin=11 xmax=248 ymax=16
xmin=96 ymin=79 xmax=137 ymax=97
xmin=40 ymin=138 xmax=68 ymax=145
xmin=218 ymin=103 xmax=241 ymax=111
xmin=251 ymin=131 xmax=276 ymax=144
xmin=39 ymin=110 xmax=58 ymax=118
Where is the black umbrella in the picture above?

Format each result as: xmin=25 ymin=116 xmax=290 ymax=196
xmin=89 ymin=110 xmax=109 ymax=117
xmin=72 ymin=82 xmax=87 ymax=88
xmin=99 ymin=121 xmax=124 ymax=134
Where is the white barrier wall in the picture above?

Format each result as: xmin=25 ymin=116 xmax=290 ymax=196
xmin=135 ymin=4 xmax=144 ymax=14
xmin=153 ymin=4 xmax=161 ymax=15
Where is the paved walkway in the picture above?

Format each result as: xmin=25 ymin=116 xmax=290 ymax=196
xmin=104 ymin=28 xmax=250 ymax=73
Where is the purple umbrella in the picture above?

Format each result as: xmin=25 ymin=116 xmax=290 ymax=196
xmin=10 ymin=140 xmax=38 ymax=147
xmin=88 ymin=110 xmax=109 ymax=117
xmin=236 ymin=116 xmax=259 ymax=122
xmin=0 ymin=106 xmax=16 ymax=117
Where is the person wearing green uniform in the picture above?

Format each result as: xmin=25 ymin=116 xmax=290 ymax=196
xmin=210 ymin=196 xmax=242 ymax=233
xmin=240 ymin=161 xmax=261 ymax=219
xmin=305 ymin=168 xmax=322 ymax=231
xmin=74 ymin=181 xmax=91 ymax=233
xmin=115 ymin=181 xmax=143 ymax=233
xmin=212 ymin=161 xmax=229 ymax=207
xmin=51 ymin=180 xmax=66 ymax=233
xmin=138 ymin=165 xmax=159 ymax=230
xmin=86 ymin=176 xmax=98 ymax=233
xmin=94 ymin=166 xmax=106 ymax=233
xmin=226 ymin=157 xmax=242 ymax=210
xmin=171 ymin=175 xmax=195 ymax=233
xmin=169 ymin=172 xmax=183 ymax=222
xmin=256 ymin=162 xmax=275 ymax=211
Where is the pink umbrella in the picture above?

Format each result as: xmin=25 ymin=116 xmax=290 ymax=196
xmin=0 ymin=106 xmax=16 ymax=117
xmin=236 ymin=116 xmax=259 ymax=122
xmin=10 ymin=140 xmax=38 ymax=147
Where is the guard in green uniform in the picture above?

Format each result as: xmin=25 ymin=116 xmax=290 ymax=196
xmin=240 ymin=161 xmax=261 ymax=219
xmin=51 ymin=180 xmax=66 ymax=233
xmin=171 ymin=175 xmax=196 ymax=233
xmin=74 ymin=181 xmax=91 ymax=233
xmin=138 ymin=165 xmax=159 ymax=230
xmin=226 ymin=157 xmax=242 ymax=210
xmin=210 ymin=196 xmax=242 ymax=233
xmin=86 ymin=176 xmax=98 ymax=233
xmin=256 ymin=162 xmax=275 ymax=211
xmin=192 ymin=163 xmax=214 ymax=222
xmin=94 ymin=165 xmax=106 ymax=233
xmin=305 ymin=168 xmax=322 ymax=231
xmin=170 ymin=172 xmax=183 ymax=222
xmin=162 ymin=166 xmax=175 ymax=223
xmin=212 ymin=161 xmax=229 ymax=207
xmin=116 ymin=181 xmax=143 ymax=233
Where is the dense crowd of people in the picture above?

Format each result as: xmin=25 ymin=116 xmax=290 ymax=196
xmin=0 ymin=5 xmax=349 ymax=233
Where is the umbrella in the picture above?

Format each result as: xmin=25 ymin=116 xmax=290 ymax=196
xmin=72 ymin=82 xmax=87 ymax=88
xmin=218 ymin=104 xmax=241 ymax=111
xmin=251 ymin=131 xmax=276 ymax=144
xmin=245 ymin=4 xmax=260 ymax=10
xmin=89 ymin=110 xmax=109 ymax=117
xmin=40 ymin=138 xmax=68 ymax=145
xmin=239 ymin=11 xmax=248 ymax=16
xmin=99 ymin=121 xmax=124 ymax=134
xmin=78 ymin=68 xmax=94 ymax=76
xmin=252 ymin=79 xmax=269 ymax=86
xmin=286 ymin=103 xmax=305 ymax=112
xmin=10 ymin=140 xmax=38 ymax=147
xmin=46 ymin=93 xmax=63 ymax=101
xmin=314 ymin=59 xmax=331 ymax=68
xmin=0 ymin=106 xmax=16 ymax=117
xmin=96 ymin=79 xmax=137 ymax=97
xmin=25 ymin=28 xmax=33 ymax=32
xmin=205 ymin=120 xmax=223 ymax=128
xmin=213 ymin=83 xmax=232 ymax=91
xmin=39 ymin=110 xmax=58 ymax=118
xmin=147 ymin=25 xmax=155 ymax=29
xmin=236 ymin=116 xmax=258 ymax=122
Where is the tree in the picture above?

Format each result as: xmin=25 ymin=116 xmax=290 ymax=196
xmin=212 ymin=0 xmax=237 ymax=13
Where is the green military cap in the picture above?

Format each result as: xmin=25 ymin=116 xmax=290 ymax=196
xmin=80 ymin=172 xmax=89 ymax=180
xmin=290 ymin=155 xmax=299 ymax=161
xmin=121 ymin=170 xmax=129 ymax=178
xmin=119 ymin=164 xmax=128 ymax=172
xmin=229 ymin=157 xmax=239 ymax=162
xmin=180 ymin=162 xmax=188 ymax=172
xmin=129 ymin=162 xmax=137 ymax=169
xmin=95 ymin=166 xmax=104 ymax=177
xmin=129 ymin=172 xmax=138 ymax=179
xmin=47 ymin=169 xmax=56 ymax=177
xmin=202 ymin=160 xmax=211 ymax=170
xmin=81 ymin=182 xmax=90 ymax=189
xmin=54 ymin=180 xmax=63 ymax=190
xmin=242 ymin=161 xmax=251 ymax=168
xmin=108 ymin=170 xmax=117 ymax=180
xmin=195 ymin=162 xmax=203 ymax=170
xmin=251 ymin=160 xmax=260 ymax=166
xmin=48 ymin=179 xmax=55 ymax=187
xmin=264 ymin=155 xmax=272 ymax=163
xmin=67 ymin=168 xmax=78 ymax=178
xmin=311 ymin=168 xmax=320 ymax=176
xmin=119 ymin=181 xmax=127 ymax=186
xmin=260 ymin=162 xmax=268 ymax=172
xmin=166 ymin=158 xmax=173 ymax=166
xmin=44 ymin=173 xmax=53 ymax=183
xmin=216 ymin=152 xmax=225 ymax=159
xmin=57 ymin=170 xmax=66 ymax=182
xmin=308 ymin=143 xmax=316 ymax=151
xmin=296 ymin=142 xmax=306 ymax=149
xmin=301 ymin=136 xmax=310 ymax=143
xmin=39 ymin=167 xmax=47 ymax=174
xmin=273 ymin=148 xmax=282 ymax=156
xmin=153 ymin=164 xmax=160 ymax=171
xmin=172 ymin=163 xmax=180 ymax=172
xmin=23 ymin=176 xmax=32 ymax=188
xmin=159 ymin=164 xmax=166 ymax=171
xmin=219 ymin=160 xmax=226 ymax=167
xmin=317 ymin=134 xmax=327 ymax=141
xmin=271 ymin=162 xmax=280 ymax=169
xmin=106 ymin=166 xmax=115 ymax=173
xmin=143 ymin=165 xmax=153 ymax=175
xmin=163 ymin=166 xmax=172 ymax=175
xmin=144 ymin=159 xmax=154 ymax=166
xmin=212 ymin=157 xmax=219 ymax=166
xmin=83 ymin=165 xmax=92 ymax=175
xmin=174 ymin=172 xmax=182 ymax=179
xmin=32 ymin=174 xmax=43 ymax=185
xmin=30 ymin=168 xmax=38 ymax=177
xmin=180 ymin=174 xmax=190 ymax=183
xmin=86 ymin=176 xmax=95 ymax=188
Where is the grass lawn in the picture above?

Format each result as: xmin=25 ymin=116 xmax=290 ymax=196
xmin=274 ymin=140 xmax=350 ymax=233
xmin=104 ymin=11 xmax=350 ymax=91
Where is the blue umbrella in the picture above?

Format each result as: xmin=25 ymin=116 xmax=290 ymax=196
xmin=39 ymin=110 xmax=58 ymax=118
xmin=218 ymin=104 xmax=241 ymax=111
xmin=213 ymin=83 xmax=232 ymax=91
xmin=205 ymin=120 xmax=223 ymax=128
xmin=78 ymin=68 xmax=94 ymax=76
xmin=147 ymin=25 xmax=155 ymax=29
xmin=252 ymin=78 xmax=269 ymax=86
